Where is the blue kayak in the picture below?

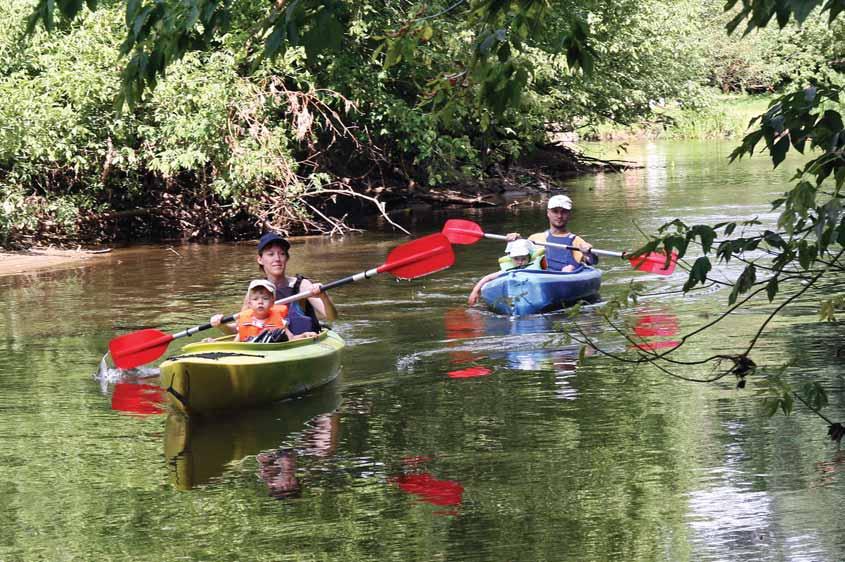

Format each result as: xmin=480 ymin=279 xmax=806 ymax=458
xmin=480 ymin=266 xmax=602 ymax=316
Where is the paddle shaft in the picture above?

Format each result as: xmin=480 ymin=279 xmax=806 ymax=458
xmin=441 ymin=219 xmax=675 ymax=275
xmin=109 ymin=233 xmax=454 ymax=369
xmin=478 ymin=231 xmax=624 ymax=258
xmin=167 ymin=244 xmax=446 ymax=342
xmin=117 ymin=265 xmax=407 ymax=354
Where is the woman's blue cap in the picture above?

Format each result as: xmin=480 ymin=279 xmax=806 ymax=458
xmin=257 ymin=232 xmax=291 ymax=253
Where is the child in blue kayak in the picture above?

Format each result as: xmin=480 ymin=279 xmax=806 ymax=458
xmin=209 ymin=279 xmax=318 ymax=342
xmin=467 ymin=239 xmax=537 ymax=306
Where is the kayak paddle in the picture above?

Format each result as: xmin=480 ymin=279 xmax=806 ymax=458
xmin=109 ymin=233 xmax=455 ymax=369
xmin=441 ymin=218 xmax=677 ymax=275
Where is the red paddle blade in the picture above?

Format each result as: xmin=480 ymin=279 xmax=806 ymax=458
xmin=109 ymin=328 xmax=175 ymax=369
xmin=441 ymin=219 xmax=484 ymax=245
xmin=382 ymin=233 xmax=455 ymax=279
xmin=628 ymin=251 xmax=678 ymax=275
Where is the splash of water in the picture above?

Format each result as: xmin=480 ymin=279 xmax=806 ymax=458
xmin=94 ymin=351 xmax=159 ymax=393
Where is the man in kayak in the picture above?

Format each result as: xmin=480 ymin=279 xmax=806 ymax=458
xmin=209 ymin=279 xmax=317 ymax=342
xmin=510 ymin=194 xmax=597 ymax=271
xmin=467 ymin=238 xmax=536 ymax=306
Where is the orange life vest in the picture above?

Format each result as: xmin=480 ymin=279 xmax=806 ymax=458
xmin=237 ymin=305 xmax=289 ymax=341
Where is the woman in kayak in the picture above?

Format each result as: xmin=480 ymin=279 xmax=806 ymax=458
xmin=253 ymin=232 xmax=338 ymax=334
xmin=214 ymin=232 xmax=338 ymax=337
xmin=467 ymin=239 xmax=537 ymax=306
xmin=209 ymin=279 xmax=317 ymax=342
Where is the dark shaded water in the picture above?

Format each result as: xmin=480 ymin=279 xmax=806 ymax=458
xmin=1 ymin=141 xmax=844 ymax=561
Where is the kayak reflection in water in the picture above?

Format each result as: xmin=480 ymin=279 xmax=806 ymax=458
xmin=257 ymin=412 xmax=340 ymax=500
xmin=467 ymin=239 xmax=537 ymax=306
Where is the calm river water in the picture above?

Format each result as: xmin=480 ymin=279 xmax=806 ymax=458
xmin=1 ymin=141 xmax=843 ymax=561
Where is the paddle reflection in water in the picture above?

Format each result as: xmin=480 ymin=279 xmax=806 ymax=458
xmin=447 ymin=366 xmax=493 ymax=379
xmin=627 ymin=309 xmax=681 ymax=352
xmin=110 ymin=380 xmax=166 ymax=415
xmin=164 ymin=381 xmax=341 ymax=490
xmin=390 ymin=456 xmax=464 ymax=516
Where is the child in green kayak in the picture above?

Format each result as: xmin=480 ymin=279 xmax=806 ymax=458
xmin=467 ymin=239 xmax=536 ymax=306
xmin=208 ymin=279 xmax=318 ymax=342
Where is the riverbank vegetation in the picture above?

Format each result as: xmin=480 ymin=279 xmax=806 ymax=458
xmin=2 ymin=0 xmax=843 ymax=249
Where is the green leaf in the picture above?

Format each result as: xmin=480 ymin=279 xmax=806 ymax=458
xmin=125 ymin=0 xmax=140 ymax=26
xmin=766 ymin=276 xmax=778 ymax=302
xmin=186 ymin=4 xmax=200 ymax=29
xmin=729 ymin=264 xmax=757 ymax=305
xmin=791 ymin=181 xmax=816 ymax=216
xmin=302 ymin=6 xmax=344 ymax=61
xmin=781 ymin=392 xmax=794 ymax=415
xmin=689 ymin=225 xmax=717 ymax=253
xmin=838 ymin=216 xmax=845 ymax=245
xmin=762 ymin=397 xmax=781 ymax=417
xmin=797 ymin=241 xmax=817 ymax=270
xmin=771 ymin=135 xmax=790 ymax=168
xmin=497 ymin=41 xmax=511 ymax=63
xmin=763 ymin=230 xmax=785 ymax=248
xmin=683 ymin=257 xmax=711 ymax=292
xmin=801 ymin=381 xmax=829 ymax=410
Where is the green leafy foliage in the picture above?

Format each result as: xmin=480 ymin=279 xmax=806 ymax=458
xmin=9 ymin=0 xmax=753 ymax=246
xmin=625 ymin=0 xmax=845 ymax=433
xmin=759 ymin=375 xmax=794 ymax=417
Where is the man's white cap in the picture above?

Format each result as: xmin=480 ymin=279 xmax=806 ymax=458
xmin=247 ymin=279 xmax=276 ymax=295
xmin=506 ymin=238 xmax=534 ymax=258
xmin=547 ymin=194 xmax=573 ymax=210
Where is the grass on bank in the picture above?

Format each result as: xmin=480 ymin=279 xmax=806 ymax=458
xmin=586 ymin=93 xmax=774 ymax=141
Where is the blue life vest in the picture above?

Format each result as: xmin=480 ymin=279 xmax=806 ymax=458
xmin=545 ymin=231 xmax=582 ymax=270
xmin=274 ymin=275 xmax=322 ymax=335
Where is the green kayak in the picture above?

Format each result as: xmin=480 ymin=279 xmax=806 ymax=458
xmin=159 ymin=330 xmax=345 ymax=416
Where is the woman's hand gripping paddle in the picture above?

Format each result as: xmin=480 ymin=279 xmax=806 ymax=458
xmin=108 ymin=233 xmax=455 ymax=369
xmin=441 ymin=218 xmax=678 ymax=275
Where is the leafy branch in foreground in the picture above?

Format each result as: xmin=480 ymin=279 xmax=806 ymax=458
xmin=566 ymin=0 xmax=845 ymax=445
xmin=24 ymin=0 xmax=596 ymax=115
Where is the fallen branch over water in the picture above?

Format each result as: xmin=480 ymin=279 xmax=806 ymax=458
xmin=414 ymin=189 xmax=497 ymax=207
